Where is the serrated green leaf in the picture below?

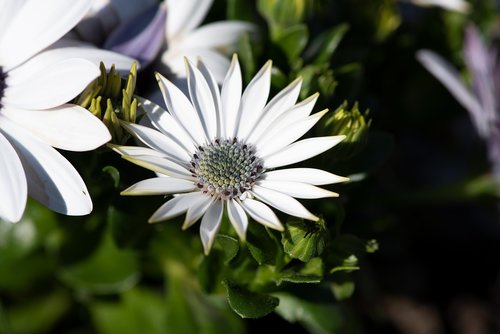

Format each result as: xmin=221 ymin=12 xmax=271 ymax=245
xmin=277 ymin=257 xmax=323 ymax=284
xmin=223 ymin=280 xmax=279 ymax=318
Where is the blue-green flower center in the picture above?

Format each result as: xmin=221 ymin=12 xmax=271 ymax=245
xmin=0 ymin=67 xmax=6 ymax=109
xmin=191 ymin=138 xmax=264 ymax=200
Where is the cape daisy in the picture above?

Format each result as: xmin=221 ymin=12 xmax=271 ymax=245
xmin=113 ymin=56 xmax=348 ymax=254
xmin=0 ymin=0 xmax=119 ymax=223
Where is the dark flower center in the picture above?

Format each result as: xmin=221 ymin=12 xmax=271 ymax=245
xmin=0 ymin=67 xmax=6 ymax=109
xmin=190 ymin=138 xmax=264 ymax=200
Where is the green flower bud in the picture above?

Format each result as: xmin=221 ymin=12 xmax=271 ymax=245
xmin=75 ymin=62 xmax=138 ymax=144
xmin=281 ymin=217 xmax=328 ymax=262
xmin=324 ymin=101 xmax=371 ymax=160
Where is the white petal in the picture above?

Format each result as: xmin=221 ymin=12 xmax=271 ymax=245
xmin=0 ymin=0 xmax=91 ymax=69
xmin=197 ymin=59 xmax=222 ymax=137
xmin=149 ymin=192 xmax=202 ymax=223
xmin=235 ymin=61 xmax=272 ymax=139
xmin=122 ymin=155 xmax=194 ymax=180
xmin=121 ymin=177 xmax=196 ymax=195
xmin=258 ymin=180 xmax=338 ymax=199
xmin=52 ymin=41 xmax=137 ymax=73
xmin=108 ymin=144 xmax=167 ymax=158
xmin=264 ymin=136 xmax=345 ymax=168
xmin=4 ymin=59 xmax=99 ymax=110
xmin=200 ymin=200 xmax=223 ymax=255
xmin=0 ymin=118 xmax=92 ymax=215
xmin=256 ymin=109 xmax=328 ymax=157
xmin=183 ymin=195 xmax=213 ymax=229
xmin=5 ymin=44 xmax=134 ymax=86
xmin=227 ymin=199 xmax=248 ymax=240
xmin=186 ymin=59 xmax=218 ymax=139
xmin=251 ymin=185 xmax=318 ymax=221
xmin=263 ymin=168 xmax=349 ymax=185
xmin=155 ymin=73 xmax=207 ymax=146
xmin=1 ymin=104 xmax=110 ymax=151
xmin=163 ymin=48 xmax=231 ymax=84
xmin=250 ymin=92 xmax=319 ymax=144
xmin=239 ymin=198 xmax=283 ymax=231
xmin=221 ymin=55 xmax=242 ymax=138
xmin=139 ymin=96 xmax=196 ymax=153
xmin=0 ymin=1 xmax=25 ymax=42
xmin=176 ymin=22 xmax=255 ymax=51
xmin=0 ymin=131 xmax=27 ymax=223
xmin=121 ymin=122 xmax=191 ymax=164
xmin=166 ymin=0 xmax=212 ymax=40
xmin=247 ymin=78 xmax=303 ymax=143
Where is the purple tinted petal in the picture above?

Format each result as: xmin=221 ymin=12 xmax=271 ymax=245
xmin=464 ymin=24 xmax=497 ymax=133
xmin=104 ymin=4 xmax=166 ymax=67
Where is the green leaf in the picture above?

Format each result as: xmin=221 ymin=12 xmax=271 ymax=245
xmin=165 ymin=276 xmax=245 ymax=334
xmin=6 ymin=290 xmax=71 ymax=334
xmin=223 ymin=280 xmax=279 ymax=318
xmin=271 ymin=66 xmax=288 ymax=89
xmin=91 ymin=287 xmax=166 ymax=334
xmin=58 ymin=227 xmax=140 ymax=294
xmin=305 ymin=24 xmax=349 ymax=64
xmin=197 ymin=235 xmax=240 ymax=293
xmin=215 ymin=235 xmax=240 ymax=264
xmin=227 ymin=0 xmax=256 ymax=21
xmin=282 ymin=218 xmax=327 ymax=262
xmin=277 ymin=257 xmax=324 ymax=285
xmin=246 ymin=223 xmax=279 ymax=265
xmin=0 ymin=201 xmax=58 ymax=292
xmin=237 ymin=32 xmax=256 ymax=83
xmin=274 ymin=293 xmax=347 ymax=334
xmin=274 ymin=24 xmax=309 ymax=63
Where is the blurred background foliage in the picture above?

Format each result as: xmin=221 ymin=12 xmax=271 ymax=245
xmin=2 ymin=0 xmax=500 ymax=333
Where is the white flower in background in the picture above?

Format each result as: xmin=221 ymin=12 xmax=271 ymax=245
xmin=112 ymin=55 xmax=348 ymax=254
xmin=403 ymin=0 xmax=470 ymax=13
xmin=417 ymin=24 xmax=500 ymax=180
xmin=162 ymin=0 xmax=255 ymax=83
xmin=73 ymin=0 xmax=158 ymax=46
xmin=72 ymin=0 xmax=254 ymax=82
xmin=0 ymin=0 xmax=115 ymax=223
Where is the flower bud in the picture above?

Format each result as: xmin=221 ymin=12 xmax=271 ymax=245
xmin=281 ymin=217 xmax=328 ymax=262
xmin=324 ymin=101 xmax=371 ymax=160
xmin=75 ymin=62 xmax=138 ymax=144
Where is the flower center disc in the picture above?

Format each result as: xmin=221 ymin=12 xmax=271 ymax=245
xmin=191 ymin=138 xmax=264 ymax=200
xmin=0 ymin=67 xmax=6 ymax=109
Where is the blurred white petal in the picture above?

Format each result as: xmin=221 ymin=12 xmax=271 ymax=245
xmin=0 ymin=131 xmax=27 ymax=223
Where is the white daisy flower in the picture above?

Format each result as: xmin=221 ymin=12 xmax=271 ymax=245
xmin=161 ymin=0 xmax=255 ymax=83
xmin=0 ymin=0 xmax=115 ymax=223
xmin=113 ymin=55 xmax=348 ymax=255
